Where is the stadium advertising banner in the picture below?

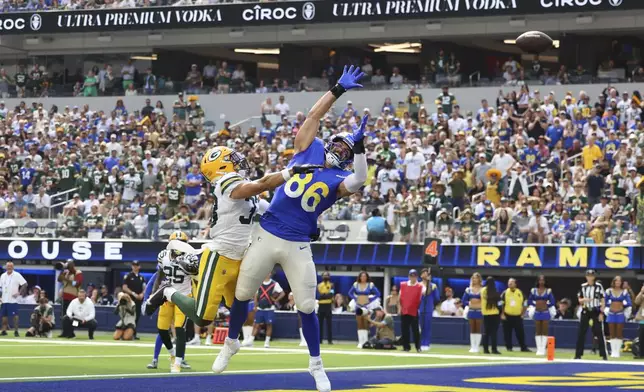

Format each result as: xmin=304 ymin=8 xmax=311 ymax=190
xmin=0 ymin=0 xmax=637 ymax=35
xmin=0 ymin=239 xmax=640 ymax=270
xmin=437 ymin=244 xmax=642 ymax=270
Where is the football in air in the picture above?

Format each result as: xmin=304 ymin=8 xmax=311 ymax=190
xmin=515 ymin=31 xmax=554 ymax=54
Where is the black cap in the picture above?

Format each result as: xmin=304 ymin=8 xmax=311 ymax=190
xmin=132 ymin=260 xmax=140 ymax=266
xmin=585 ymin=269 xmax=596 ymax=276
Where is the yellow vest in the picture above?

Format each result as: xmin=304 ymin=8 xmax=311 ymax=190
xmin=502 ymin=289 xmax=524 ymax=316
xmin=480 ymin=286 xmax=500 ymax=316
xmin=317 ymin=282 xmax=333 ymax=305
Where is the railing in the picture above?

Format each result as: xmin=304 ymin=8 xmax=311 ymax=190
xmin=469 ymin=71 xmax=481 ymax=87
xmin=47 ymin=187 xmax=77 ymax=219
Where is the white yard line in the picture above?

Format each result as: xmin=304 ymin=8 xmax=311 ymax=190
xmin=0 ymin=360 xmax=530 ymax=382
xmin=3 ymin=339 xmax=643 ymax=366
xmin=0 ymin=352 xmax=300 ymax=360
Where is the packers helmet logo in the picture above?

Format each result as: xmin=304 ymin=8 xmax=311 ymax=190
xmin=207 ymin=149 xmax=222 ymax=162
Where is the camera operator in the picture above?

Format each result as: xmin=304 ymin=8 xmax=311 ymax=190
xmin=25 ymin=297 xmax=55 ymax=338
xmin=113 ymin=292 xmax=136 ymax=340
xmin=122 ymin=260 xmax=145 ymax=339
xmin=362 ymin=307 xmax=395 ymax=350
xmin=61 ymin=289 xmax=97 ymax=339
xmin=57 ymin=260 xmax=83 ymax=317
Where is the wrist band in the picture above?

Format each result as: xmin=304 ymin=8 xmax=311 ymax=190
xmin=353 ymin=139 xmax=365 ymax=154
xmin=281 ymin=168 xmax=291 ymax=181
xmin=329 ymin=84 xmax=346 ymax=99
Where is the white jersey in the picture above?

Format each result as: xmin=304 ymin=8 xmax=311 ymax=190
xmin=157 ymin=250 xmax=193 ymax=296
xmin=207 ymin=172 xmax=260 ymax=260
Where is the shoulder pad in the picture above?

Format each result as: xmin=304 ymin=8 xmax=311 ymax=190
xmin=547 ymin=288 xmax=552 ymax=294
xmin=465 ymin=287 xmax=471 ymax=294
xmin=157 ymin=250 xmax=168 ymax=264
xmin=431 ymin=283 xmax=437 ymax=289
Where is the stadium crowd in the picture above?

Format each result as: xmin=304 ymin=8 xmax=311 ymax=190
xmin=0 ymin=80 xmax=643 ymax=245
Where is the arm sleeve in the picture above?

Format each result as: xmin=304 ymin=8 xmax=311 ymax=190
xmin=66 ymin=299 xmax=75 ymax=318
xmin=348 ymin=284 xmax=357 ymax=301
xmin=343 ymin=153 xmax=367 ymax=193
xmin=548 ymin=290 xmax=556 ymax=308
xmin=625 ymin=292 xmax=633 ymax=308
xmin=432 ymin=284 xmax=440 ymax=303
xmin=527 ymin=289 xmax=535 ymax=307
xmin=217 ymin=173 xmax=246 ymax=199
xmin=143 ymin=272 xmax=158 ymax=302
xmin=462 ymin=289 xmax=470 ymax=307
xmin=368 ymin=283 xmax=381 ymax=304
xmin=86 ymin=302 xmax=95 ymax=322
xmin=273 ymin=282 xmax=283 ymax=294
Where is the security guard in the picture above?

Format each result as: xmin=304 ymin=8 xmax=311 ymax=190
xmin=317 ymin=272 xmax=334 ymax=344
xmin=501 ymin=278 xmax=529 ymax=352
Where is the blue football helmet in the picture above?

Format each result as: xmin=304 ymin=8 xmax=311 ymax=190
xmin=325 ymin=132 xmax=355 ymax=169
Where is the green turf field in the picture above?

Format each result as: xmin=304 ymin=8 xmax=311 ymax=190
xmin=0 ymin=332 xmax=638 ymax=383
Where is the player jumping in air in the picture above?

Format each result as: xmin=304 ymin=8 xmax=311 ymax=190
xmin=213 ymin=65 xmax=367 ymax=392
xmin=145 ymin=147 xmax=319 ymax=341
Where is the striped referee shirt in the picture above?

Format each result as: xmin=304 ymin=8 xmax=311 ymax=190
xmin=577 ymin=282 xmax=604 ymax=311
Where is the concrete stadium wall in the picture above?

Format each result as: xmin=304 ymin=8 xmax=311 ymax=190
xmin=5 ymin=83 xmax=641 ymax=124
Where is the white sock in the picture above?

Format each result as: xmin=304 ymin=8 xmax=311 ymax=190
xmin=163 ymin=287 xmax=177 ymax=301
xmin=299 ymin=328 xmax=305 ymax=341
xmin=473 ymin=333 xmax=481 ymax=350
xmin=615 ymin=339 xmax=622 ymax=357
xmin=535 ymin=336 xmax=541 ymax=352
xmin=169 ymin=347 xmax=176 ymax=356
xmin=309 ymin=355 xmax=322 ymax=365
xmin=265 ymin=336 xmax=271 ymax=343
xmin=242 ymin=326 xmax=253 ymax=341
xmin=542 ymin=336 xmax=549 ymax=353
xmin=174 ymin=357 xmax=182 ymax=366
xmin=248 ymin=335 xmax=255 ymax=342
xmin=469 ymin=334 xmax=475 ymax=350
xmin=206 ymin=334 xmax=212 ymax=341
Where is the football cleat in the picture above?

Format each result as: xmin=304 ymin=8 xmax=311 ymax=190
xmin=144 ymin=282 xmax=171 ymax=316
xmin=180 ymin=360 xmax=191 ymax=369
xmin=309 ymin=357 xmax=331 ymax=392
xmin=146 ymin=360 xmax=158 ymax=369
xmin=212 ymin=337 xmax=240 ymax=374
xmin=171 ymin=363 xmax=181 ymax=373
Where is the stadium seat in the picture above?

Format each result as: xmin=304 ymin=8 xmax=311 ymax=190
xmin=0 ymin=219 xmax=16 ymax=237
xmin=327 ymin=224 xmax=350 ymax=241
xmin=158 ymin=221 xmax=176 ymax=240
xmin=187 ymin=221 xmax=201 ymax=239
xmin=17 ymin=220 xmax=39 ymax=238
xmin=39 ymin=221 xmax=58 ymax=238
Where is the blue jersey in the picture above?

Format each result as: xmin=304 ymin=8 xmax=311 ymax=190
xmin=522 ymin=147 xmax=539 ymax=171
xmin=261 ymin=138 xmax=351 ymax=242
xmin=603 ymin=140 xmax=620 ymax=164
xmin=528 ymin=287 xmax=556 ymax=309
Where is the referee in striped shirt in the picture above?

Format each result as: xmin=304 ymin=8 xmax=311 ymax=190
xmin=575 ymin=269 xmax=607 ymax=360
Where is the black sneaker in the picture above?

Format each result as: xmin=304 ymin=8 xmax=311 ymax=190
xmin=492 ymin=350 xmax=502 ymax=355
xmin=14 ymin=331 xmax=19 ymax=337
xmin=521 ymin=348 xmax=531 ymax=353
xmin=145 ymin=282 xmax=171 ymax=316
xmin=0 ymin=331 xmax=7 ymax=336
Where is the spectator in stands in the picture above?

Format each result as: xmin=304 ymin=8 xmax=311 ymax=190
xmin=554 ymin=298 xmax=574 ymax=320
xmin=144 ymin=195 xmax=161 ymax=240
xmin=366 ymin=209 xmax=393 ymax=242
xmin=32 ymin=186 xmax=50 ymax=218
xmin=332 ymin=294 xmax=348 ymax=314
xmin=440 ymin=287 xmax=459 ymax=316
xmin=61 ymin=289 xmax=96 ymax=339
xmin=385 ymin=285 xmax=399 ymax=315
xmin=97 ymin=284 xmax=115 ymax=306
xmin=121 ymin=60 xmax=136 ymax=92
xmin=25 ymin=297 xmax=55 ymax=338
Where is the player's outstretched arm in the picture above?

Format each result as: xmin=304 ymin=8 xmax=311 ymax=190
xmin=229 ymin=165 xmax=322 ymax=200
xmin=294 ymin=65 xmax=364 ymax=153
xmin=338 ymin=114 xmax=369 ymax=198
